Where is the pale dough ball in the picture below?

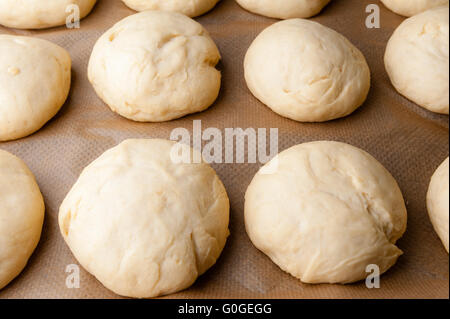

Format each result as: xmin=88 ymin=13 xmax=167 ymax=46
xmin=236 ymin=0 xmax=331 ymax=19
xmin=59 ymin=139 xmax=230 ymax=298
xmin=245 ymin=141 xmax=407 ymax=284
xmin=0 ymin=150 xmax=45 ymax=289
xmin=88 ymin=11 xmax=221 ymax=122
xmin=0 ymin=35 xmax=71 ymax=142
xmin=385 ymin=6 xmax=449 ymax=114
xmin=381 ymin=0 xmax=448 ymax=17
xmin=122 ymin=0 xmax=220 ymax=17
xmin=244 ymin=19 xmax=371 ymax=122
xmin=0 ymin=0 xmax=97 ymax=29
xmin=427 ymin=157 xmax=449 ymax=252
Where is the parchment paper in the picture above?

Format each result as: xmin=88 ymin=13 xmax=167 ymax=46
xmin=0 ymin=0 xmax=448 ymax=299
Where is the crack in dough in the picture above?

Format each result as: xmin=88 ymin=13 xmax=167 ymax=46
xmin=58 ymin=139 xmax=230 ymax=298
xmin=88 ymin=11 xmax=221 ymax=122
xmin=245 ymin=141 xmax=407 ymax=284
xmin=244 ymin=19 xmax=370 ymax=122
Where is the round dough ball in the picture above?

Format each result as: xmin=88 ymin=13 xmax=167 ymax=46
xmin=235 ymin=0 xmax=331 ymax=19
xmin=0 ymin=0 xmax=97 ymax=29
xmin=381 ymin=0 xmax=448 ymax=17
xmin=88 ymin=11 xmax=221 ymax=122
xmin=384 ymin=6 xmax=449 ymax=114
xmin=244 ymin=19 xmax=371 ymax=122
xmin=122 ymin=0 xmax=220 ymax=17
xmin=0 ymin=149 xmax=45 ymax=289
xmin=427 ymin=157 xmax=449 ymax=252
xmin=245 ymin=141 xmax=407 ymax=284
xmin=0 ymin=35 xmax=72 ymax=142
xmin=59 ymin=139 xmax=230 ymax=298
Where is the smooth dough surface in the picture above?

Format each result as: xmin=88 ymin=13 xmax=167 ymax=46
xmin=235 ymin=0 xmax=331 ymax=19
xmin=427 ymin=157 xmax=449 ymax=252
xmin=0 ymin=35 xmax=71 ymax=142
xmin=384 ymin=6 xmax=449 ymax=114
xmin=245 ymin=141 xmax=407 ymax=284
xmin=381 ymin=0 xmax=448 ymax=17
xmin=59 ymin=139 xmax=230 ymax=298
xmin=88 ymin=11 xmax=221 ymax=122
xmin=244 ymin=19 xmax=370 ymax=122
xmin=0 ymin=150 xmax=45 ymax=289
xmin=121 ymin=0 xmax=220 ymax=17
xmin=0 ymin=0 xmax=97 ymax=29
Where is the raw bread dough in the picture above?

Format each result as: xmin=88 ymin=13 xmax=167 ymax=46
xmin=59 ymin=139 xmax=230 ymax=298
xmin=121 ymin=0 xmax=220 ymax=17
xmin=245 ymin=141 xmax=407 ymax=284
xmin=0 ymin=0 xmax=97 ymax=29
xmin=235 ymin=0 xmax=331 ymax=19
xmin=381 ymin=0 xmax=448 ymax=17
xmin=88 ymin=11 xmax=221 ymax=122
xmin=384 ymin=6 xmax=449 ymax=114
xmin=427 ymin=157 xmax=449 ymax=252
xmin=244 ymin=19 xmax=370 ymax=122
xmin=0 ymin=149 xmax=45 ymax=289
xmin=0 ymin=35 xmax=72 ymax=142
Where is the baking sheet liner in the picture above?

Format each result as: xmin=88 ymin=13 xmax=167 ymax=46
xmin=0 ymin=0 xmax=448 ymax=299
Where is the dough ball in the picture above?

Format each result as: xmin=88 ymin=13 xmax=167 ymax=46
xmin=122 ymin=0 xmax=220 ymax=17
xmin=384 ymin=6 xmax=449 ymax=114
xmin=88 ymin=11 xmax=221 ymax=122
xmin=59 ymin=139 xmax=230 ymax=298
xmin=381 ymin=0 xmax=448 ymax=17
xmin=0 ymin=0 xmax=97 ymax=29
xmin=0 ymin=35 xmax=71 ymax=142
xmin=235 ymin=0 xmax=331 ymax=19
xmin=427 ymin=157 xmax=449 ymax=252
xmin=244 ymin=19 xmax=371 ymax=122
xmin=0 ymin=149 xmax=45 ymax=289
xmin=245 ymin=141 xmax=407 ymax=284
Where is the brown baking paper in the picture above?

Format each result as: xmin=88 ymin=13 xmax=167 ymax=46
xmin=0 ymin=0 xmax=448 ymax=299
